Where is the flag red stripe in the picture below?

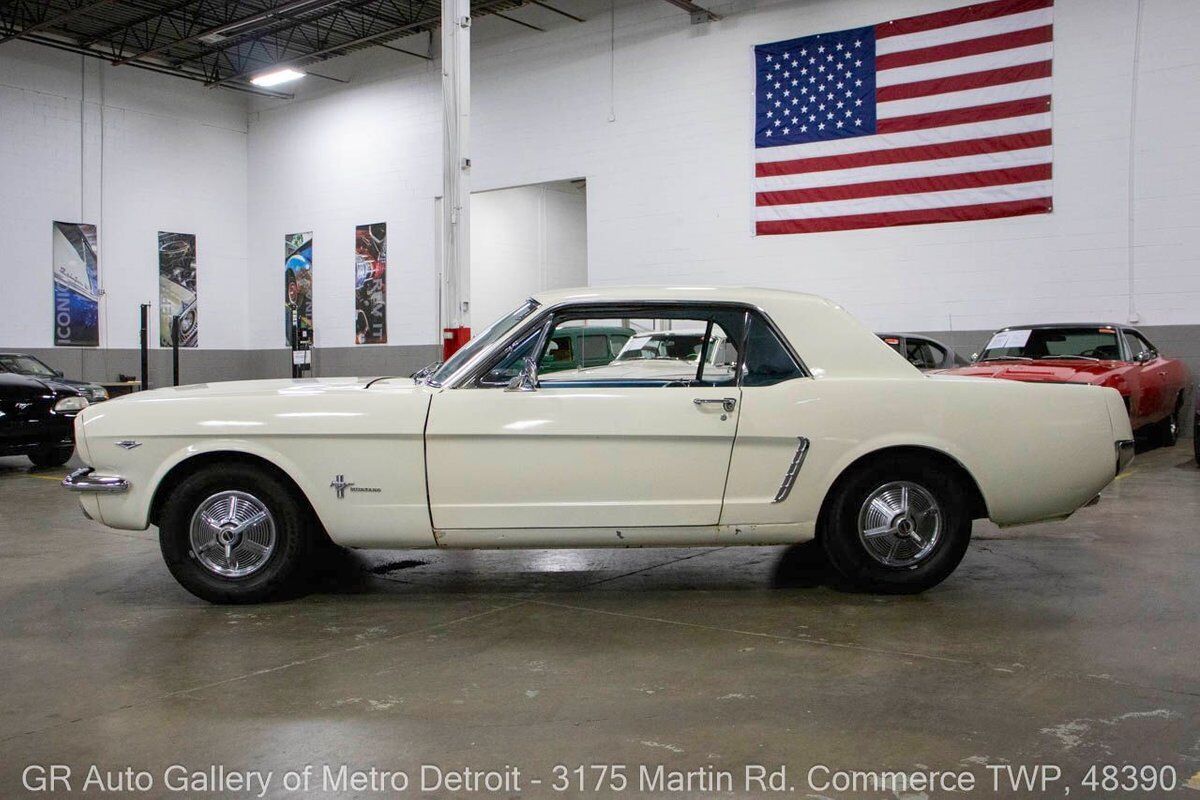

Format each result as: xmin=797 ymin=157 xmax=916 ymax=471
xmin=877 ymin=95 xmax=1050 ymax=134
xmin=875 ymin=0 xmax=1052 ymax=40
xmin=757 ymin=129 xmax=1052 ymax=177
xmin=756 ymin=129 xmax=1051 ymax=178
xmin=877 ymin=60 xmax=1052 ymax=102
xmin=755 ymin=197 xmax=1051 ymax=235
xmin=876 ymin=25 xmax=1052 ymax=71
xmin=757 ymin=163 xmax=1050 ymax=206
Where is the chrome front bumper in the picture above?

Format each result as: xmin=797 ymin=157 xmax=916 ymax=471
xmin=62 ymin=467 xmax=129 ymax=493
xmin=1116 ymin=439 xmax=1135 ymax=476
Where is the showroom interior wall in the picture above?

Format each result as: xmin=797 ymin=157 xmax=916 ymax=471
xmin=470 ymin=181 xmax=588 ymax=330
xmin=0 ymin=42 xmax=257 ymax=383
xmin=244 ymin=0 xmax=1200 ymax=382
xmin=3 ymin=0 xmax=1200 ymax=388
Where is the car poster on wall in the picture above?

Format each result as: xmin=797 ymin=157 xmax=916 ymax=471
xmin=354 ymin=222 xmax=386 ymax=344
xmin=51 ymin=221 xmax=100 ymax=346
xmin=158 ymin=232 xmax=198 ymax=347
xmin=284 ymin=231 xmax=313 ymax=346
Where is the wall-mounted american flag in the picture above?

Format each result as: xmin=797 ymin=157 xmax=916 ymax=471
xmin=754 ymin=0 xmax=1053 ymax=235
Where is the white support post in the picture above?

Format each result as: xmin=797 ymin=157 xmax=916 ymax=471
xmin=441 ymin=0 xmax=472 ymax=357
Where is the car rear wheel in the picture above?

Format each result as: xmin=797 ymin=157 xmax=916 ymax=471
xmin=159 ymin=464 xmax=315 ymax=604
xmin=821 ymin=455 xmax=972 ymax=594
xmin=28 ymin=446 xmax=73 ymax=468
xmin=1157 ymin=396 xmax=1182 ymax=448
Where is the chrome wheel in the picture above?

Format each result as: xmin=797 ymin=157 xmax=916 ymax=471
xmin=857 ymin=481 xmax=942 ymax=568
xmin=188 ymin=490 xmax=276 ymax=578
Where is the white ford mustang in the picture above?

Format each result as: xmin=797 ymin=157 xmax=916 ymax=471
xmin=64 ymin=287 xmax=1134 ymax=603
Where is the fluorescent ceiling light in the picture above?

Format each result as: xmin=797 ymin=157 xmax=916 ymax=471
xmin=251 ymin=68 xmax=305 ymax=87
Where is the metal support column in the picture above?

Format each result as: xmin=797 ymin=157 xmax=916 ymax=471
xmin=441 ymin=0 xmax=472 ymax=359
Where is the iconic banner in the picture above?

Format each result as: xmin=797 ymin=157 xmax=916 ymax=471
xmin=284 ymin=231 xmax=313 ymax=346
xmin=52 ymin=222 xmax=101 ymax=346
xmin=753 ymin=0 xmax=1054 ymax=235
xmin=354 ymin=222 xmax=387 ymax=345
xmin=158 ymin=232 xmax=198 ymax=347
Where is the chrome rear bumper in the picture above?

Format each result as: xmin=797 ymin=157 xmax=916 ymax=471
xmin=63 ymin=467 xmax=129 ymax=493
xmin=1116 ymin=439 xmax=1135 ymax=476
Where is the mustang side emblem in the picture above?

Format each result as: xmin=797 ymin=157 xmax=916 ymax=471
xmin=115 ymin=440 xmax=142 ymax=450
xmin=330 ymin=475 xmax=381 ymax=499
xmin=15 ymin=402 xmax=32 ymax=411
xmin=331 ymin=474 xmax=354 ymax=499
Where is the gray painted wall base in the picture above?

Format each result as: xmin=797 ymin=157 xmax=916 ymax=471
xmin=17 ymin=345 xmax=441 ymax=388
xmin=11 ymin=326 xmax=1196 ymax=435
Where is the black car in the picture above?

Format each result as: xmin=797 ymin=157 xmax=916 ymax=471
xmin=0 ymin=372 xmax=86 ymax=467
xmin=877 ymin=333 xmax=969 ymax=371
xmin=0 ymin=352 xmax=108 ymax=403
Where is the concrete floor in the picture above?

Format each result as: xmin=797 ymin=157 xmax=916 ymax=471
xmin=0 ymin=444 xmax=1198 ymax=799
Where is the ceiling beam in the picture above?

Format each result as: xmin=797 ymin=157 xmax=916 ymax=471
xmin=111 ymin=0 xmax=338 ymax=65
xmin=490 ymin=9 xmax=542 ymax=31
xmin=0 ymin=0 xmax=120 ymax=45
xmin=527 ymin=0 xmax=583 ymax=23
xmin=206 ymin=0 xmax=513 ymax=88
xmin=659 ymin=0 xmax=721 ymax=23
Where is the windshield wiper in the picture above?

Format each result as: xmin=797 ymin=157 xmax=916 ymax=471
xmin=1039 ymin=354 xmax=1099 ymax=361
xmin=977 ymin=355 xmax=1033 ymax=362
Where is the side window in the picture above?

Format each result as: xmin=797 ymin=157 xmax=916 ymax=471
xmin=582 ymin=334 xmax=611 ymax=363
xmin=542 ymin=314 xmax=738 ymax=387
xmin=743 ymin=313 xmax=804 ymax=387
xmin=924 ymin=341 xmax=947 ymax=367
xmin=905 ymin=341 xmax=939 ymax=370
xmin=1124 ymin=330 xmax=1156 ymax=361
xmin=478 ymin=328 xmax=542 ymax=386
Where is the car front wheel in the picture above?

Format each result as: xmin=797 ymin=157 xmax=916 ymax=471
xmin=821 ymin=456 xmax=972 ymax=594
xmin=159 ymin=464 xmax=315 ymax=604
xmin=29 ymin=446 xmax=73 ymax=468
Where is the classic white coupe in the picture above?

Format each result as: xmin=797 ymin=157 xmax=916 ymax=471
xmin=64 ymin=288 xmax=1134 ymax=603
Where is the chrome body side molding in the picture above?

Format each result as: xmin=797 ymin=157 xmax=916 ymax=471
xmin=62 ymin=467 xmax=130 ymax=493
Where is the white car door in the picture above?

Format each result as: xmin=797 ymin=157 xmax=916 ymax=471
xmin=425 ymin=308 xmax=742 ymax=532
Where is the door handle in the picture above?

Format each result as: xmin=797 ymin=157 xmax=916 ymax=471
xmin=694 ymin=397 xmax=737 ymax=413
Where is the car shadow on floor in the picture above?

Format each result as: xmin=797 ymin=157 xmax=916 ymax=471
xmin=304 ymin=539 xmax=846 ymax=598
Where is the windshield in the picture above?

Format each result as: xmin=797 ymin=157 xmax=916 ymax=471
xmin=614 ymin=331 xmax=709 ymax=362
xmin=977 ymin=327 xmax=1122 ymax=362
xmin=0 ymin=354 xmax=57 ymax=377
xmin=426 ymin=299 xmax=541 ymax=385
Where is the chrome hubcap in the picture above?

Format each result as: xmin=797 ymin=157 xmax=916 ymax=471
xmin=189 ymin=490 xmax=276 ymax=578
xmin=857 ymin=481 xmax=942 ymax=568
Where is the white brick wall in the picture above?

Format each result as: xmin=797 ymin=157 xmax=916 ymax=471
xmin=0 ymin=42 xmax=249 ymax=349
xmin=3 ymin=0 xmax=1199 ymax=353
xmin=245 ymin=0 xmax=1200 ymax=348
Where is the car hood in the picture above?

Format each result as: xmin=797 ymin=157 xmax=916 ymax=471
xmin=130 ymin=375 xmax=418 ymax=401
xmin=937 ymin=359 xmax=1126 ymax=385
xmin=0 ymin=373 xmax=56 ymax=399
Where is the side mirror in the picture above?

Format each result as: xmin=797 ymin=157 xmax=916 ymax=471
xmin=970 ymin=352 xmax=979 ymax=361
xmin=505 ymin=358 xmax=538 ymax=392
xmin=53 ymin=368 xmax=64 ymax=377
xmin=1133 ymin=350 xmax=1153 ymax=364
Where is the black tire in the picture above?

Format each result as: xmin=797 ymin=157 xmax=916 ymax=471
xmin=1193 ymin=413 xmax=1200 ymax=467
xmin=1156 ymin=397 xmax=1181 ymax=448
xmin=821 ymin=455 xmax=972 ymax=594
xmin=159 ymin=464 xmax=315 ymax=604
xmin=29 ymin=446 xmax=73 ymax=468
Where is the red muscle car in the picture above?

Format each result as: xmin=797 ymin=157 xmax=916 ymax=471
xmin=940 ymin=324 xmax=1191 ymax=446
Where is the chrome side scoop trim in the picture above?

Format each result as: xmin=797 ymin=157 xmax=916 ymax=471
xmin=773 ymin=436 xmax=810 ymax=503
